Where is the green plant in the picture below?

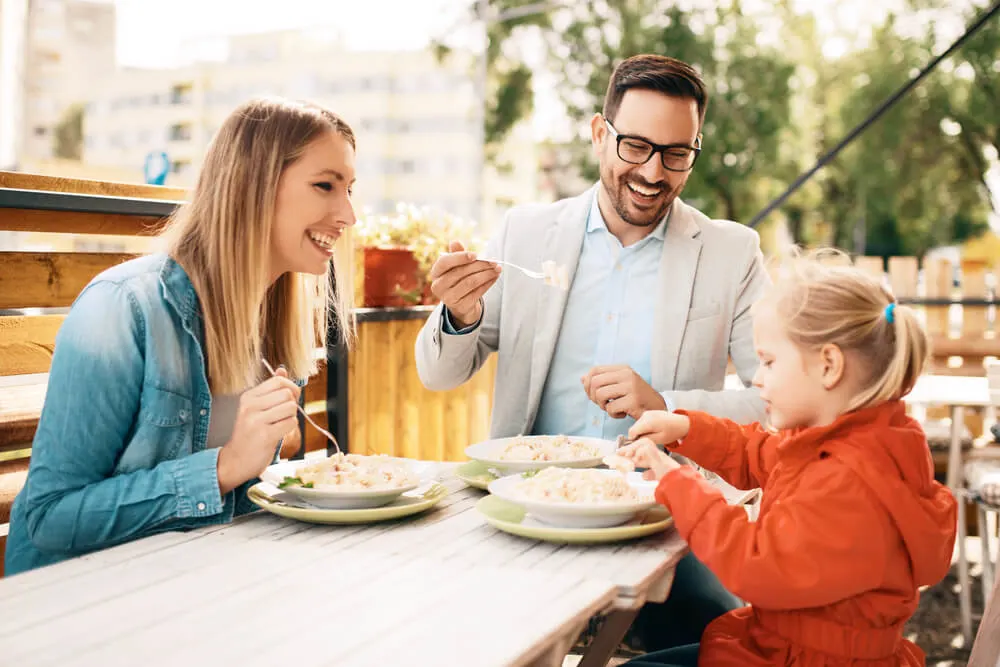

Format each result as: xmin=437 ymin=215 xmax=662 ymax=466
xmin=354 ymin=203 xmax=486 ymax=278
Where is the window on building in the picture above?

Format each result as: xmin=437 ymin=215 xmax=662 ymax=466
xmin=170 ymin=83 xmax=193 ymax=105
xmin=169 ymin=123 xmax=192 ymax=141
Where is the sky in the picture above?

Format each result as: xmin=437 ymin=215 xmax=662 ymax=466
xmin=110 ymin=0 xmax=474 ymax=67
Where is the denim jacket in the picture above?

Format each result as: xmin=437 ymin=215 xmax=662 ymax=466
xmin=5 ymin=253 xmax=274 ymax=576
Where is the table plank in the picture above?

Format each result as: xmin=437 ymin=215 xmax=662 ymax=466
xmin=4 ymin=551 xmax=615 ymax=667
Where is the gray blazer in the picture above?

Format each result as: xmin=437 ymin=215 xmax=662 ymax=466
xmin=415 ymin=185 xmax=770 ymax=438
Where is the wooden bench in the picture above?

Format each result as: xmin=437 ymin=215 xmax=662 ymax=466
xmin=0 ymin=171 xmax=190 ymax=575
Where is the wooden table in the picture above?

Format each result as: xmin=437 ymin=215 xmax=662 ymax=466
xmin=904 ymin=374 xmax=993 ymax=644
xmin=0 ymin=465 xmax=748 ymax=667
xmin=904 ymin=374 xmax=992 ymax=491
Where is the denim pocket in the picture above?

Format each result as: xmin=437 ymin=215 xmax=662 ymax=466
xmin=140 ymin=386 xmax=192 ymax=427
xmin=135 ymin=385 xmax=193 ymax=457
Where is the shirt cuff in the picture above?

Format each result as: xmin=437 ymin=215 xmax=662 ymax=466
xmin=442 ymin=305 xmax=482 ymax=335
xmin=661 ymin=392 xmax=675 ymax=412
xmin=173 ymin=448 xmax=225 ymax=518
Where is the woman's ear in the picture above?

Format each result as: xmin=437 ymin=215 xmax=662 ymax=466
xmin=818 ymin=343 xmax=846 ymax=390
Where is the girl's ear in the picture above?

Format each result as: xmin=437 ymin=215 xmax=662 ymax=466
xmin=818 ymin=343 xmax=846 ymax=390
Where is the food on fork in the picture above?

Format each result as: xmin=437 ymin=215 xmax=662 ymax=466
xmin=496 ymin=435 xmax=601 ymax=461
xmin=278 ymin=453 xmax=417 ymax=491
xmin=603 ymin=453 xmax=636 ymax=474
xmin=515 ymin=467 xmax=645 ymax=503
xmin=541 ymin=260 xmax=570 ymax=290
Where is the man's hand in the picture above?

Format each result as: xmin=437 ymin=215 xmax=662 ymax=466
xmin=582 ymin=365 xmax=666 ymax=419
xmin=428 ymin=241 xmax=502 ymax=328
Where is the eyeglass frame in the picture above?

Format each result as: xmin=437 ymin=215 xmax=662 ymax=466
xmin=603 ymin=117 xmax=702 ymax=172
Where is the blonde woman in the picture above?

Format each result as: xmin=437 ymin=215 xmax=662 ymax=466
xmin=5 ymin=98 xmax=356 ymax=576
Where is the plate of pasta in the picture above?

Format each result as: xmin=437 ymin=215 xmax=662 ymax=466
xmin=487 ymin=467 xmax=657 ymax=528
xmin=260 ymin=453 xmax=428 ymax=509
xmin=465 ymin=435 xmax=616 ymax=473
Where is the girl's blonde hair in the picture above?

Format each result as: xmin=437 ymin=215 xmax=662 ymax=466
xmin=759 ymin=248 xmax=929 ymax=412
xmin=162 ymin=97 xmax=356 ymax=394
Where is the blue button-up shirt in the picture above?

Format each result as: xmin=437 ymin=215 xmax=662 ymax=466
xmin=531 ymin=193 xmax=667 ymax=440
xmin=5 ymin=254 xmax=268 ymax=577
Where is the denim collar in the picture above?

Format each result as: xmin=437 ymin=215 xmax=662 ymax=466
xmin=158 ymin=254 xmax=201 ymax=328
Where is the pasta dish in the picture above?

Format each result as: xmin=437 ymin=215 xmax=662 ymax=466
xmin=514 ymin=468 xmax=645 ymax=504
xmin=496 ymin=435 xmax=601 ymax=462
xmin=278 ymin=453 xmax=417 ymax=491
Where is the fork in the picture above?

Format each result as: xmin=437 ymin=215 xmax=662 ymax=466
xmin=615 ymin=434 xmax=634 ymax=450
xmin=484 ymin=258 xmax=545 ymax=280
xmin=261 ymin=358 xmax=341 ymax=455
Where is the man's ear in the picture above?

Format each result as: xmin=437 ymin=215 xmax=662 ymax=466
xmin=590 ymin=113 xmax=606 ymax=157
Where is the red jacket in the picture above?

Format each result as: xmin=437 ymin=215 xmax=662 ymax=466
xmin=658 ymin=401 xmax=957 ymax=666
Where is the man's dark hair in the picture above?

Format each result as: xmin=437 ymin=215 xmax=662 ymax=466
xmin=602 ymin=54 xmax=708 ymax=125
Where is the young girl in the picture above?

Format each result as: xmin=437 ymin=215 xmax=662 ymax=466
xmin=5 ymin=97 xmax=357 ymax=576
xmin=618 ymin=253 xmax=957 ymax=666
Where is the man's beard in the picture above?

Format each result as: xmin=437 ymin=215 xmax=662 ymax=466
xmin=599 ymin=165 xmax=677 ymax=228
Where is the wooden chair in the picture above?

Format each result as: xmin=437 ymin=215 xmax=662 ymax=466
xmin=0 ymin=173 xmax=182 ymax=572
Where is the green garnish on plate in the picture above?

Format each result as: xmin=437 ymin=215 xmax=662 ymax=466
xmin=278 ymin=476 xmax=313 ymax=489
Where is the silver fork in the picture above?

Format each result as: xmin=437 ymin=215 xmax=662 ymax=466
xmin=486 ymin=258 xmax=545 ymax=280
xmin=261 ymin=358 xmax=341 ymax=455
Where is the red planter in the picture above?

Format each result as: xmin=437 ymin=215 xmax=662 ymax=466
xmin=362 ymin=246 xmax=422 ymax=307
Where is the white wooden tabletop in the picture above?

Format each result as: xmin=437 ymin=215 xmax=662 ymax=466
xmin=904 ymin=374 xmax=992 ymax=408
xmin=0 ymin=467 xmax=717 ymax=667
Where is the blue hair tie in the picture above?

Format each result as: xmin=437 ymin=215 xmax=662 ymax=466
xmin=885 ymin=303 xmax=896 ymax=323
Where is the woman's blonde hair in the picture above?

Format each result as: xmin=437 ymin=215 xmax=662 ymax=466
xmin=162 ymin=97 xmax=356 ymax=394
xmin=759 ymin=248 xmax=929 ymax=412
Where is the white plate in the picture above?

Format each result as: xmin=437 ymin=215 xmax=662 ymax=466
xmin=260 ymin=456 xmax=433 ymax=510
xmin=487 ymin=469 xmax=658 ymax=529
xmin=465 ymin=435 xmax=617 ymax=473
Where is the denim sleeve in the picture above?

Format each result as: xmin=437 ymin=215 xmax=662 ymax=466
xmin=21 ymin=281 xmax=228 ymax=556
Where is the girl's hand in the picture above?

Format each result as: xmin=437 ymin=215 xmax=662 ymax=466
xmin=217 ymin=367 xmax=301 ymax=494
xmin=628 ymin=410 xmax=691 ymax=447
xmin=616 ymin=439 xmax=680 ymax=481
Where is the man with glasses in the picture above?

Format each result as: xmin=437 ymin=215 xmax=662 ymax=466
xmin=416 ymin=54 xmax=768 ymax=652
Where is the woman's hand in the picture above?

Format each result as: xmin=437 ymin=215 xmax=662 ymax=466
xmin=217 ymin=367 xmax=301 ymax=494
xmin=616 ymin=439 xmax=681 ymax=481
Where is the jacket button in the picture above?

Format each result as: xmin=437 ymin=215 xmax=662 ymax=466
xmin=197 ymin=502 xmax=206 ymax=511
xmin=200 ymin=409 xmax=207 ymax=417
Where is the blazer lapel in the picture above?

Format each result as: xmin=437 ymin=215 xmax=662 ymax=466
xmin=522 ymin=186 xmax=594 ymax=431
xmin=651 ymin=198 xmax=703 ymax=391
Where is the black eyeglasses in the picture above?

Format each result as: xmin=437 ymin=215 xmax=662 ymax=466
xmin=604 ymin=118 xmax=702 ymax=172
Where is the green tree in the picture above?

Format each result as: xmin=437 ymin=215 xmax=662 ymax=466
xmin=53 ymin=104 xmax=84 ymax=161
xmin=814 ymin=13 xmax=993 ymax=257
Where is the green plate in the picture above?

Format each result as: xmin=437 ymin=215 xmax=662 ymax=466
xmin=248 ymin=482 xmax=448 ymax=524
xmin=476 ymin=495 xmax=674 ymax=544
xmin=455 ymin=460 xmax=498 ymax=490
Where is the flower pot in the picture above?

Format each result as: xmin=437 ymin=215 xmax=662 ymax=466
xmin=362 ymin=246 xmax=422 ymax=307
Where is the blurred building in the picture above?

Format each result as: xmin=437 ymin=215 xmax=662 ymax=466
xmin=0 ymin=0 xmax=30 ymax=170
xmin=22 ymin=0 xmax=115 ymax=161
xmin=81 ymin=30 xmax=538 ymax=231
